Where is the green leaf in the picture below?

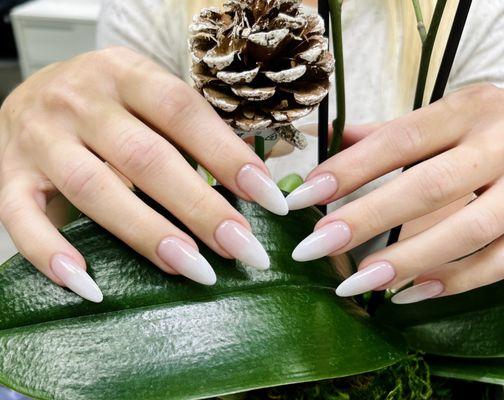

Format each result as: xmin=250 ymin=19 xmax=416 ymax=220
xmin=376 ymin=282 xmax=504 ymax=358
xmin=0 ymin=189 xmax=406 ymax=400
xmin=277 ymin=174 xmax=304 ymax=194
xmin=427 ymin=356 xmax=504 ymax=385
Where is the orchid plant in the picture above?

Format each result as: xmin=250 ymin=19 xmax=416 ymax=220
xmin=0 ymin=1 xmax=502 ymax=399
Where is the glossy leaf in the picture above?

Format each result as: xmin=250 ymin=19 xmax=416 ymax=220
xmin=428 ymin=356 xmax=504 ymax=385
xmin=377 ymin=282 xmax=504 ymax=358
xmin=0 ymin=189 xmax=406 ymax=400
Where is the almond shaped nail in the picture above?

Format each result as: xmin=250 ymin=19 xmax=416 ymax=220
xmin=391 ymin=280 xmax=444 ymax=304
xmin=51 ymin=254 xmax=103 ymax=303
xmin=286 ymin=173 xmax=338 ymax=210
xmin=292 ymin=221 xmax=351 ymax=262
xmin=215 ymin=220 xmax=270 ymax=270
xmin=158 ymin=237 xmax=217 ymax=285
xmin=335 ymin=262 xmax=395 ymax=297
xmin=237 ymin=164 xmax=289 ymax=216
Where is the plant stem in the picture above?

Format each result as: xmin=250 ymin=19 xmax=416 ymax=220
xmin=430 ymin=0 xmax=473 ymax=103
xmin=413 ymin=0 xmax=448 ymax=110
xmin=328 ymin=0 xmax=346 ymax=157
xmin=412 ymin=0 xmax=427 ymax=43
xmin=377 ymin=0 xmax=448 ymax=314
xmin=318 ymin=0 xmax=330 ymax=167
xmin=387 ymin=0 xmax=470 ymax=250
xmin=254 ymin=135 xmax=265 ymax=161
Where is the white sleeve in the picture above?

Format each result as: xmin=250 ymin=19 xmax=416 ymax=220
xmin=448 ymin=0 xmax=504 ymax=91
xmin=96 ymin=0 xmax=190 ymax=81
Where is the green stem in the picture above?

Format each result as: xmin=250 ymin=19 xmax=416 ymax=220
xmin=369 ymin=1 xmax=448 ymax=315
xmin=328 ymin=0 xmax=346 ymax=157
xmin=413 ymin=0 xmax=448 ymax=110
xmin=412 ymin=0 xmax=427 ymax=43
xmin=254 ymin=136 xmax=265 ymax=161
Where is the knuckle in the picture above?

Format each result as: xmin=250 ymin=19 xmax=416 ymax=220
xmin=42 ymin=81 xmax=80 ymax=113
xmin=99 ymin=47 xmax=151 ymax=81
xmin=407 ymin=251 xmax=430 ymax=273
xmin=16 ymin=113 xmax=43 ymax=150
xmin=157 ymin=80 xmax=194 ymax=125
xmin=0 ymin=189 xmax=25 ymax=225
xmin=96 ymin=46 xmax=137 ymax=64
xmin=61 ymin=159 xmax=104 ymax=201
xmin=205 ymin=139 xmax=229 ymax=163
xmin=185 ymin=191 xmax=208 ymax=221
xmin=117 ymin=214 xmax=145 ymax=245
xmin=385 ymin=121 xmax=425 ymax=160
xmin=464 ymin=208 xmax=501 ymax=247
xmin=358 ymin=200 xmax=385 ymax=234
xmin=445 ymin=83 xmax=502 ymax=112
xmin=414 ymin=159 xmax=460 ymax=206
xmin=117 ymin=130 xmax=164 ymax=175
xmin=462 ymin=83 xmax=500 ymax=103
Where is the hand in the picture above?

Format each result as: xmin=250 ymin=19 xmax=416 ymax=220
xmin=287 ymin=84 xmax=504 ymax=303
xmin=0 ymin=47 xmax=288 ymax=302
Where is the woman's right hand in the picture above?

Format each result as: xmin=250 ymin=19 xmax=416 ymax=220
xmin=0 ymin=47 xmax=288 ymax=302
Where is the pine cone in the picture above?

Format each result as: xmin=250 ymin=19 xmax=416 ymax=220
xmin=189 ymin=0 xmax=334 ymax=149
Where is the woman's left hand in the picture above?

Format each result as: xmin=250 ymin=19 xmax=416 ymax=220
xmin=287 ymin=83 xmax=504 ymax=304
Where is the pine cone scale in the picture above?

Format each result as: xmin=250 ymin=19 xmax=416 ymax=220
xmin=190 ymin=0 xmax=334 ymax=149
xmin=216 ymin=67 xmax=260 ymax=85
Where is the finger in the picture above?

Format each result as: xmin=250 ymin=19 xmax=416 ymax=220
xmin=0 ymin=180 xmax=103 ymax=302
xmin=298 ymin=122 xmax=384 ymax=147
xmin=292 ymin=144 xmax=500 ymax=260
xmin=286 ymin=98 xmax=473 ymax=210
xmin=391 ymin=236 xmax=504 ymax=304
xmin=39 ymin=141 xmax=219 ymax=285
xmin=341 ymin=123 xmax=386 ymax=148
xmin=398 ymin=194 xmax=474 ymax=241
xmin=269 ymin=140 xmax=295 ymax=158
xmin=335 ymin=182 xmax=504 ymax=297
xmin=112 ymin=59 xmax=287 ymax=215
xmin=79 ymin=106 xmax=270 ymax=270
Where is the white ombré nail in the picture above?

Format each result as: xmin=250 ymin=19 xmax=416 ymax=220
xmin=51 ymin=254 xmax=103 ymax=303
xmin=215 ymin=220 xmax=270 ymax=270
xmin=158 ymin=237 xmax=217 ymax=286
xmin=237 ymin=164 xmax=289 ymax=216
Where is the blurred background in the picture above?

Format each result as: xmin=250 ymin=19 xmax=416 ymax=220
xmin=1 ymin=0 xmax=102 ymax=397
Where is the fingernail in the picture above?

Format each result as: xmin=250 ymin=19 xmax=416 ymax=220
xmin=286 ymin=173 xmax=338 ymax=210
xmin=391 ymin=280 xmax=444 ymax=304
xmin=335 ymin=262 xmax=395 ymax=297
xmin=158 ymin=237 xmax=217 ymax=285
xmin=215 ymin=220 xmax=270 ymax=270
xmin=237 ymin=164 xmax=289 ymax=216
xmin=292 ymin=221 xmax=351 ymax=262
xmin=51 ymin=254 xmax=103 ymax=303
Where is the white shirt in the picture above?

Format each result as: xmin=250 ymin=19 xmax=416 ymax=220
xmin=97 ymin=0 xmax=504 ymax=261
